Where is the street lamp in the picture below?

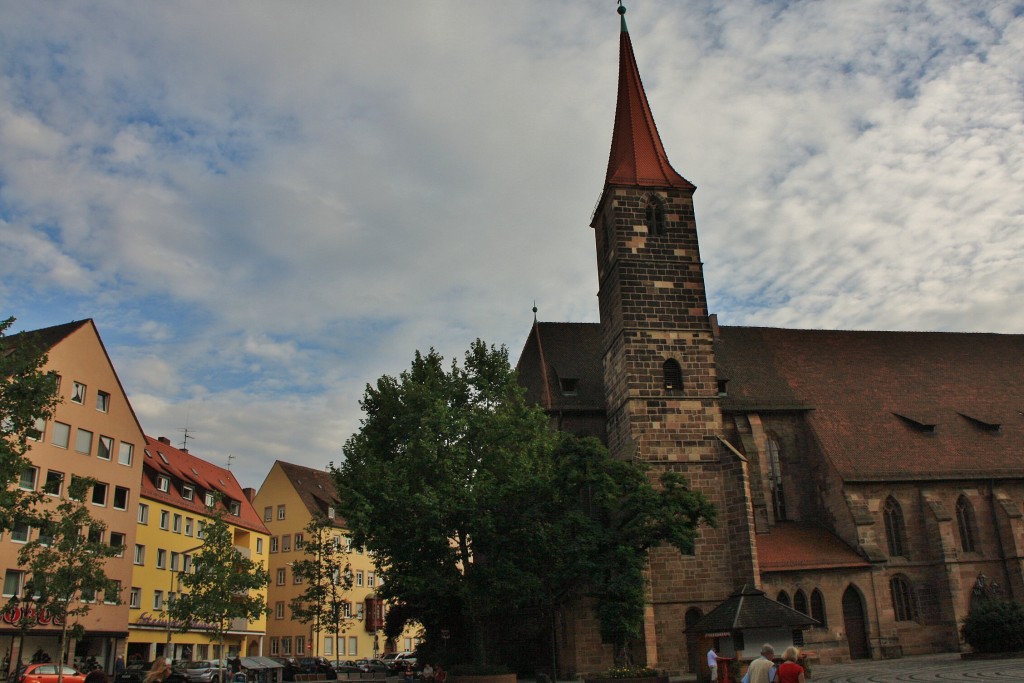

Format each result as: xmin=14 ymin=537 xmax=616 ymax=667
xmin=166 ymin=545 xmax=204 ymax=661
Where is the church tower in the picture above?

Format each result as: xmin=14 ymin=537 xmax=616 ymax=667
xmin=590 ymin=4 xmax=758 ymax=672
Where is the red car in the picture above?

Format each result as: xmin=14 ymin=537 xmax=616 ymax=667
xmin=16 ymin=663 xmax=86 ymax=683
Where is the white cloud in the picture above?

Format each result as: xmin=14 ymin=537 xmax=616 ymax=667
xmin=1 ymin=0 xmax=1022 ymax=487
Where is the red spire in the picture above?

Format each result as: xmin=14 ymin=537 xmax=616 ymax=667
xmin=605 ymin=5 xmax=694 ymax=190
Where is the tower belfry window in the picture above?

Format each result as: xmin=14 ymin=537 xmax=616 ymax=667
xmin=646 ymin=197 xmax=666 ymax=236
xmin=663 ymin=359 xmax=682 ymax=390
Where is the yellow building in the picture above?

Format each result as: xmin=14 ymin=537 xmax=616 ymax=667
xmin=126 ymin=436 xmax=269 ymax=663
xmin=253 ymin=462 xmax=419 ymax=662
xmin=2 ymin=320 xmax=145 ymax=671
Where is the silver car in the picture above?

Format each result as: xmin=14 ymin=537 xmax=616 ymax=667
xmin=184 ymin=661 xmax=231 ymax=683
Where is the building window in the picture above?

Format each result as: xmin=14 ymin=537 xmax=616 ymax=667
xmin=559 ymin=377 xmax=578 ymax=396
xmin=229 ymin=501 xmax=241 ymax=516
xmin=134 ymin=544 xmax=145 ymax=565
xmin=91 ymin=482 xmax=108 ymax=506
xmin=71 ymin=382 xmax=86 ymax=404
xmin=270 ymin=639 xmax=279 ymax=656
xmin=28 ymin=416 xmax=45 ymax=441
xmin=776 ymin=590 xmax=791 ymax=608
xmin=118 ymin=442 xmax=134 ymax=466
xmin=204 ymin=492 xmax=215 ymax=507
xmin=3 ymin=570 xmax=24 ymax=597
xmin=270 ymin=537 xmax=278 ymax=553
xmin=766 ymin=437 xmax=787 ymax=521
xmin=356 ymin=603 xmax=365 ymax=620
xmin=328 ymin=506 xmax=336 ymax=519
xmin=170 ymin=552 xmax=180 ymax=572
xmin=282 ymin=535 xmax=291 ymax=552
xmin=295 ymin=533 xmax=304 ymax=550
xmin=810 ymin=588 xmax=827 ymax=627
xmin=296 ymin=637 xmax=305 ymax=656
xmin=294 ymin=571 xmax=302 ymax=585
xmin=173 ymin=514 xmax=183 ymax=534
xmin=264 ymin=507 xmax=273 ymax=522
xmin=96 ymin=435 xmax=113 ymax=460
xmin=19 ymin=467 xmax=38 ymax=492
xmin=96 ymin=390 xmax=110 ymax=412
xmin=367 ymin=572 xmax=375 ymax=587
xmin=153 ymin=590 xmax=164 ymax=610
xmin=884 ymin=496 xmax=907 ymax=558
xmin=645 ymin=196 xmax=666 ymax=236
xmin=185 ymin=517 xmax=194 ymax=536
xmin=956 ymin=496 xmax=978 ymax=553
xmin=356 ymin=570 xmax=364 ymax=587
xmin=156 ymin=549 xmax=167 ymax=569
xmin=11 ymin=523 xmax=30 ymax=544
xmin=160 ymin=510 xmax=170 ymax=530
xmin=156 ymin=475 xmax=170 ymax=493
xmin=197 ymin=521 xmax=207 ymax=539
xmin=52 ymin=421 xmax=71 ymax=448
xmin=282 ymin=637 xmax=291 ymax=655
xmin=276 ymin=569 xmax=286 ymax=586
xmin=277 ymin=505 xmax=286 ymax=520
xmin=890 ymin=574 xmax=917 ymax=621
xmin=110 ymin=532 xmax=126 ymax=557
xmin=182 ymin=485 xmax=194 ymax=501
xmin=275 ymin=602 xmax=285 ymax=619
xmin=43 ymin=471 xmax=64 ymax=497
xmin=113 ymin=486 xmax=129 ymax=511
xmin=324 ymin=638 xmax=333 ymax=656
xmin=75 ymin=428 xmax=93 ymax=455
xmin=104 ymin=580 xmax=121 ymax=604
xmin=256 ymin=538 xmax=264 ymax=554
xmin=129 ymin=587 xmax=141 ymax=609
xmin=793 ymin=589 xmax=808 ymax=615
xmin=348 ymin=637 xmax=357 ymax=656
xmin=138 ymin=503 xmax=149 ymax=524
xmin=663 ymin=359 xmax=683 ymax=390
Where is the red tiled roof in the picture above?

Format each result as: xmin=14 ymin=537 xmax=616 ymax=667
xmin=142 ymin=436 xmax=268 ymax=535
xmin=756 ymin=522 xmax=869 ymax=572
xmin=277 ymin=461 xmax=348 ymax=530
xmin=715 ymin=326 xmax=1024 ymax=481
xmin=604 ymin=8 xmax=694 ymax=190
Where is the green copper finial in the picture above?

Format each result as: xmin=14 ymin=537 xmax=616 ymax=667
xmin=618 ymin=2 xmax=628 ymax=32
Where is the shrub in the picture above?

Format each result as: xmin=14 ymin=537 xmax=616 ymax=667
xmin=593 ymin=666 xmax=659 ymax=679
xmin=962 ymin=598 xmax=1024 ymax=653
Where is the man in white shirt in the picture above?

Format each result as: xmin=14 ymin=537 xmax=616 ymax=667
xmin=707 ymin=646 xmax=719 ymax=682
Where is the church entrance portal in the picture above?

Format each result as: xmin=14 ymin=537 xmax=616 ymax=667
xmin=842 ymin=586 xmax=871 ymax=660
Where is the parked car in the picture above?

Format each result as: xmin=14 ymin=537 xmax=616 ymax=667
xmin=383 ymin=654 xmax=417 ymax=675
xmin=184 ymin=660 xmax=232 ymax=683
xmin=16 ymin=664 xmax=86 ymax=683
xmin=332 ymin=661 xmax=363 ymax=674
xmin=114 ymin=661 xmax=187 ymax=683
xmin=352 ymin=660 xmax=388 ymax=674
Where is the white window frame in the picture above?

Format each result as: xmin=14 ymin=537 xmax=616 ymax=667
xmin=19 ymin=466 xmax=38 ymax=492
xmin=156 ymin=475 xmax=170 ymax=493
xmin=134 ymin=544 xmax=145 ymax=565
xmin=182 ymin=485 xmax=194 ymax=501
xmin=118 ymin=442 xmax=133 ymax=466
xmin=159 ymin=510 xmax=170 ymax=530
xmin=52 ymin=421 xmax=71 ymax=449
xmin=75 ymin=428 xmax=93 ymax=455
xmin=129 ymin=587 xmax=141 ymax=609
xmin=138 ymin=503 xmax=149 ymax=524
xmin=71 ymin=381 xmax=86 ymax=404
xmin=96 ymin=390 xmax=110 ymax=413
xmin=97 ymin=435 xmax=114 ymax=461
xmin=113 ymin=486 xmax=129 ymax=511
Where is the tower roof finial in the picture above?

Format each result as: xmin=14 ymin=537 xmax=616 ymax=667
xmin=618 ymin=1 xmax=627 ymax=32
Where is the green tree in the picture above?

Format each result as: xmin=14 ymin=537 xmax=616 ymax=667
xmin=334 ymin=341 xmax=715 ymax=670
xmin=289 ymin=514 xmax=354 ymax=662
xmin=0 ymin=316 xmax=60 ymax=531
xmin=16 ymin=476 xmax=123 ymax=682
xmin=168 ymin=509 xmax=269 ymax=678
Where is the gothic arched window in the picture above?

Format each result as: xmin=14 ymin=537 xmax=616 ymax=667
xmin=663 ymin=359 xmax=683 ymax=390
xmin=767 ymin=438 xmax=786 ymax=521
xmin=776 ymin=590 xmax=791 ymax=608
xmin=793 ymin=589 xmax=808 ymax=615
xmin=956 ymin=495 xmax=978 ymax=553
xmin=890 ymin=574 xmax=917 ymax=621
xmin=883 ymin=496 xmax=907 ymax=558
xmin=646 ymin=196 xmax=666 ymax=236
xmin=810 ymin=588 xmax=827 ymax=627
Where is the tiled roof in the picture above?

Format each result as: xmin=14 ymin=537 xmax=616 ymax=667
xmin=715 ymin=326 xmax=1024 ymax=481
xmin=691 ymin=584 xmax=818 ymax=632
xmin=277 ymin=461 xmax=348 ymax=529
xmin=604 ymin=8 xmax=694 ymax=190
xmin=142 ymin=436 xmax=268 ymax=535
xmin=5 ymin=319 xmax=90 ymax=353
xmin=756 ymin=523 xmax=869 ymax=572
xmin=515 ymin=322 xmax=604 ymax=413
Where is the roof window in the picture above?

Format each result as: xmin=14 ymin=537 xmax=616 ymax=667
xmin=559 ymin=378 xmax=579 ymax=396
xmin=892 ymin=412 xmax=936 ymax=434
xmin=957 ymin=412 xmax=1001 ymax=433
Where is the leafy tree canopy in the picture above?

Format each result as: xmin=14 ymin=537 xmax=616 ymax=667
xmin=334 ymin=340 xmax=715 ymax=669
xmin=289 ymin=514 xmax=354 ymax=660
xmin=0 ymin=317 xmax=60 ymax=531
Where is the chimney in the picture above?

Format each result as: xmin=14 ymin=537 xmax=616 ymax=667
xmin=158 ymin=436 xmax=171 ymax=445
xmin=709 ymin=313 xmax=720 ymax=340
xmin=243 ymin=487 xmax=256 ymax=502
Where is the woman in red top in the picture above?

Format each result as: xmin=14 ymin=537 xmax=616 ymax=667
xmin=775 ymin=647 xmax=805 ymax=683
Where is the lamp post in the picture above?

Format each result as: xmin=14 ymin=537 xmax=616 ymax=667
xmin=166 ymin=545 xmax=204 ymax=661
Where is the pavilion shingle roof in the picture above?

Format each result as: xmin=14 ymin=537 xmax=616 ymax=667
xmin=756 ymin=522 xmax=869 ymax=572
xmin=691 ymin=584 xmax=818 ymax=633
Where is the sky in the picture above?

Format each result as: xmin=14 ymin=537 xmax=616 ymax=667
xmin=2 ymin=1 xmax=1023 ymax=489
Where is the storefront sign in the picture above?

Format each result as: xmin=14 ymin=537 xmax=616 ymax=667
xmin=135 ymin=612 xmax=219 ymax=631
xmin=1 ymin=606 xmax=64 ymax=627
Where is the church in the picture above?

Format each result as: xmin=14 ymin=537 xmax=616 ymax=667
xmin=515 ymin=4 xmax=1024 ymax=677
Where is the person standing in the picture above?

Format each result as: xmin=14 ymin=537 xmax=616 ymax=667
xmin=775 ymin=647 xmax=805 ymax=683
xmin=707 ymin=646 xmax=719 ymax=682
xmin=742 ymin=644 xmax=775 ymax=683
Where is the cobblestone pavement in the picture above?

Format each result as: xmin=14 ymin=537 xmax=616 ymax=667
xmin=813 ymin=652 xmax=1024 ymax=682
